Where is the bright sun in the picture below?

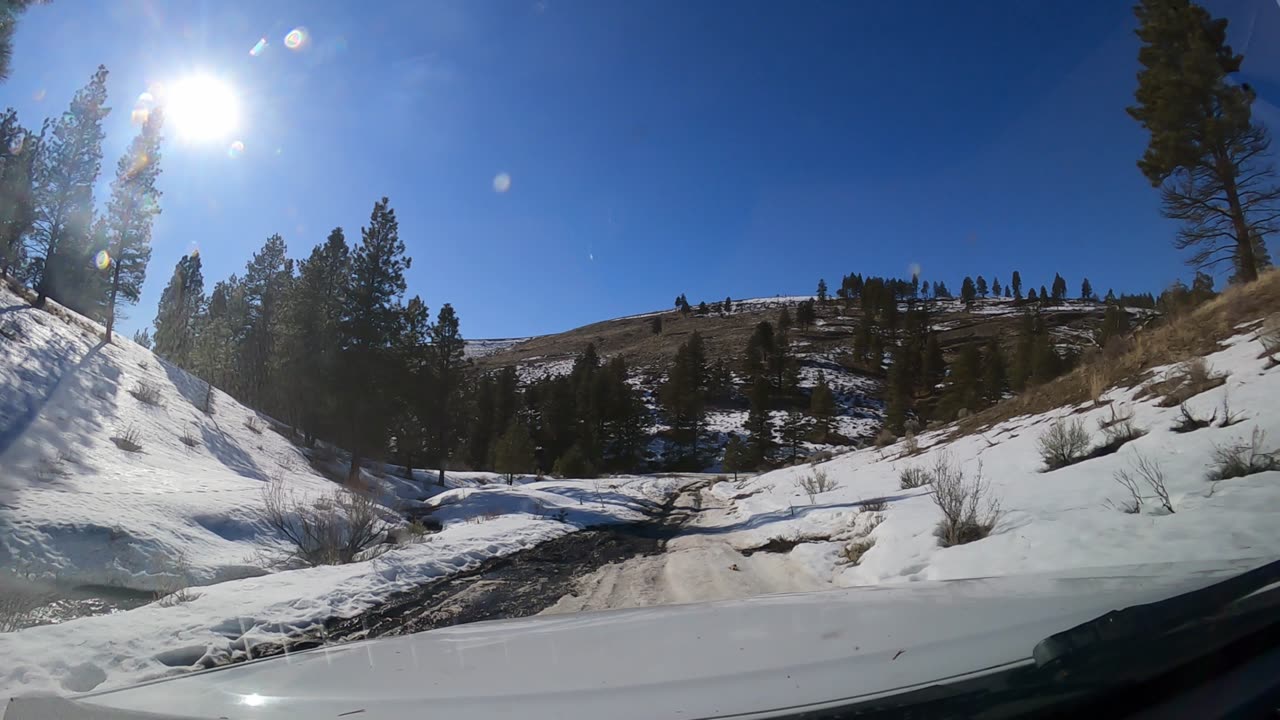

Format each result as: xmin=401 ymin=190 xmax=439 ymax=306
xmin=164 ymin=74 xmax=239 ymax=142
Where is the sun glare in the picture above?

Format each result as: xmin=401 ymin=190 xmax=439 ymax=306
xmin=164 ymin=74 xmax=240 ymax=142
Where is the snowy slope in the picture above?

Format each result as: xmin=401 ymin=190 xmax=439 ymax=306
xmin=547 ymin=325 xmax=1280 ymax=614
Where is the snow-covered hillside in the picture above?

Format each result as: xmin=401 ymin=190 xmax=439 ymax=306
xmin=546 ymin=324 xmax=1280 ymax=612
xmin=0 ymin=284 xmax=687 ymax=699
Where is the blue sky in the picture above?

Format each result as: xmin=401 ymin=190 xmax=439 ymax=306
xmin=5 ymin=0 xmax=1280 ymax=338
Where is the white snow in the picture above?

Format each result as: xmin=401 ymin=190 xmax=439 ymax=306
xmin=0 ymin=283 xmax=688 ymax=701
xmin=540 ymin=327 xmax=1280 ymax=614
xmin=462 ymin=337 xmax=533 ymax=360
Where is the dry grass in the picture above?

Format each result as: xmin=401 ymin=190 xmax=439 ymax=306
xmin=179 ymin=426 xmax=201 ymax=449
xmin=1155 ymin=358 xmax=1226 ymax=407
xmin=957 ymin=269 xmax=1280 ymax=436
xmin=795 ymin=469 xmax=838 ymax=503
xmin=129 ymin=380 xmax=163 ymax=407
xmin=111 ymin=425 xmax=144 ymax=453
xmin=1208 ymin=427 xmax=1279 ymax=481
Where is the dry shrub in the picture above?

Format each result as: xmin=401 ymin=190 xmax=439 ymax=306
xmin=1260 ymin=315 xmax=1279 ymax=366
xmin=1037 ymin=417 xmax=1090 ymax=470
xmin=1094 ymin=412 xmax=1145 ymax=456
xmin=179 ymin=426 xmax=201 ymax=449
xmin=899 ymin=464 xmax=929 ymax=489
xmin=261 ymin=478 xmax=391 ymax=567
xmin=1217 ymin=391 xmax=1246 ymax=427
xmin=1208 ymin=427 xmax=1279 ymax=481
xmin=111 ymin=425 xmax=143 ymax=453
xmin=860 ymin=498 xmax=888 ymax=512
xmin=1171 ymin=403 xmax=1215 ymax=433
xmin=874 ymin=427 xmax=897 ymax=448
xmin=796 ymin=469 xmax=838 ymax=503
xmin=129 ymin=380 xmax=163 ymax=407
xmin=1158 ymin=357 xmax=1226 ymax=407
xmin=931 ymin=454 xmax=1001 ymax=547
xmin=1111 ymin=451 xmax=1173 ymax=515
xmin=957 ymin=269 xmax=1280 ymax=436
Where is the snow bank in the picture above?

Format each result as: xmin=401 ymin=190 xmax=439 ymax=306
xmin=688 ymin=328 xmax=1280 ymax=588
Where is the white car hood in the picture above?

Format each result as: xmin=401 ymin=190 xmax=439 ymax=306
xmin=6 ymin=557 xmax=1268 ymax=720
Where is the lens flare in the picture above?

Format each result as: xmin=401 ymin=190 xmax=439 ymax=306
xmin=284 ymin=28 xmax=308 ymax=50
xmin=492 ymin=172 xmax=512 ymax=193
xmin=94 ymin=250 xmax=111 ymax=271
xmin=228 ymin=140 xmax=245 ymax=158
xmin=250 ymin=37 xmax=267 ymax=56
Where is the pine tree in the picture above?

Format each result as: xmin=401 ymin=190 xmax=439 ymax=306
xmin=152 ymin=253 xmax=204 ymax=365
xmin=976 ymin=276 xmax=988 ymax=298
xmin=991 ymin=277 xmax=1002 ymax=296
xmin=340 ymin=197 xmax=411 ymax=483
xmin=0 ymin=2 xmax=42 ymax=82
xmin=493 ymin=419 xmax=535 ymax=485
xmin=0 ymin=108 xmax=38 ymax=278
xmin=102 ymin=108 xmax=164 ymax=341
xmin=1105 ymin=288 xmax=1117 ymax=303
xmin=660 ymin=331 xmax=708 ymax=467
xmin=745 ymin=377 xmax=773 ymax=465
xmin=744 ymin=320 xmax=776 ymax=382
xmin=241 ymin=233 xmax=293 ymax=410
xmin=777 ymin=306 xmax=792 ymax=335
xmin=780 ymin=410 xmax=809 ymax=463
xmin=884 ymin=344 xmax=912 ymax=433
xmin=1004 ymin=286 xmax=1012 ymax=298
xmin=980 ymin=339 xmax=1007 ymax=406
xmin=390 ymin=295 xmax=431 ymax=479
xmin=695 ymin=300 xmax=707 ymax=315
xmin=1011 ymin=270 xmax=1023 ymax=300
xmin=1128 ymin=0 xmax=1280 ymax=283
xmin=942 ymin=344 xmax=982 ymax=417
xmin=1051 ymin=273 xmax=1067 ymax=303
xmin=284 ymin=228 xmax=350 ymax=445
xmin=425 ymin=303 xmax=467 ymax=484
xmin=1027 ymin=287 xmax=1038 ymax=302
xmin=722 ymin=434 xmax=749 ymax=480
xmin=920 ymin=280 xmax=931 ymax=298
xmin=724 ymin=296 xmax=732 ymax=314
xmin=29 ymin=66 xmax=110 ymax=309
xmin=796 ymin=298 xmax=816 ymax=328
xmin=1040 ymin=284 xmax=1049 ymax=303
xmin=960 ymin=276 xmax=977 ymax=306
xmin=131 ymin=327 xmax=151 ymax=348
xmin=809 ymin=372 xmax=836 ymax=441
xmin=1081 ymin=277 xmax=1094 ymax=301
xmin=1097 ymin=304 xmax=1131 ymax=347
xmin=933 ymin=281 xmax=951 ymax=299
xmin=816 ymin=278 xmax=828 ymax=304
xmin=190 ymin=279 xmax=237 ymax=412
xmin=921 ymin=332 xmax=945 ymax=390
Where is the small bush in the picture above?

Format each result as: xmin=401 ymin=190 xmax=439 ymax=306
xmin=243 ymin=416 xmax=263 ymax=434
xmin=179 ymin=426 xmax=201 ymax=449
xmin=899 ymin=464 xmax=929 ymax=490
xmin=874 ymin=427 xmax=896 ymax=448
xmin=261 ymin=479 xmax=391 ymax=567
xmin=111 ymin=425 xmax=144 ymax=453
xmin=129 ymin=380 xmax=163 ymax=407
xmin=860 ymin=498 xmax=887 ymax=512
xmin=796 ymin=469 xmax=838 ymax=503
xmin=1098 ymin=403 xmax=1133 ymax=430
xmin=1093 ymin=415 xmax=1145 ymax=457
xmin=1037 ymin=417 xmax=1090 ymax=470
xmin=1158 ymin=358 xmax=1226 ymax=407
xmin=931 ymin=454 xmax=1001 ymax=547
xmin=1208 ymin=427 xmax=1280 ymax=481
xmin=1171 ymin=403 xmax=1215 ymax=433
xmin=1218 ymin=391 xmax=1245 ymax=428
xmin=1112 ymin=451 xmax=1174 ymax=515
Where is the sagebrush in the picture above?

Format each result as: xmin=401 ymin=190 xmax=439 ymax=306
xmin=930 ymin=453 xmax=1001 ymax=547
xmin=1037 ymin=417 xmax=1090 ymax=470
xmin=795 ymin=469 xmax=838 ymax=503
xmin=1208 ymin=427 xmax=1279 ymax=481
xmin=261 ymin=479 xmax=391 ymax=567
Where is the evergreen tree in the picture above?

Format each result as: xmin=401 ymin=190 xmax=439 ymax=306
xmin=102 ymin=109 xmax=164 ymax=341
xmin=131 ymin=327 xmax=151 ymax=349
xmin=780 ymin=410 xmax=809 ymax=463
xmin=976 ymin=275 xmax=988 ymax=298
xmin=744 ymin=320 xmax=776 ymax=382
xmin=722 ymin=434 xmax=749 ymax=480
xmin=660 ymin=331 xmax=708 ymax=466
xmin=724 ymin=296 xmax=732 ymax=314
xmin=697 ymin=300 xmax=708 ymax=315
xmin=389 ymin=295 xmax=431 ymax=479
xmin=921 ymin=332 xmax=946 ymax=390
xmin=1097 ymin=304 xmax=1131 ymax=347
xmin=425 ymin=303 xmax=467 ymax=484
xmin=340 ymin=197 xmax=411 ymax=483
xmin=152 ymin=253 xmax=204 ymax=365
xmin=190 ymin=279 xmax=238 ymax=412
xmin=816 ymin=278 xmax=828 ymax=304
xmin=884 ymin=344 xmax=911 ymax=433
xmin=933 ymin=281 xmax=951 ymax=299
xmin=960 ymin=276 xmax=977 ymax=306
xmin=1190 ymin=270 xmax=1216 ymax=305
xmin=282 ymin=229 xmax=350 ymax=444
xmin=1051 ymin=273 xmax=1067 ymax=303
xmin=0 ymin=108 xmax=38 ymax=278
xmin=1039 ymin=284 xmax=1049 ymax=303
xmin=1081 ymin=277 xmax=1094 ymax=301
xmin=1011 ymin=270 xmax=1023 ymax=299
xmin=241 ymin=233 xmax=293 ymax=410
xmin=809 ymin=372 xmax=836 ymax=441
xmin=796 ymin=298 xmax=816 ymax=328
xmin=1105 ymin=288 xmax=1117 ymax=303
xmin=0 ymin=1 xmax=41 ymax=82
xmin=777 ymin=306 xmax=792 ymax=335
xmin=493 ymin=419 xmax=535 ymax=485
xmin=1128 ymin=0 xmax=1280 ymax=283
xmin=920 ymin=280 xmax=931 ymax=298
xmin=29 ymin=66 xmax=109 ymax=309
xmin=942 ymin=344 xmax=982 ymax=417
xmin=991 ymin=277 xmax=1001 ymax=296
xmin=981 ymin=339 xmax=1007 ymax=405
xmin=745 ymin=377 xmax=773 ymax=464
xmin=1004 ymin=286 xmax=1012 ymax=298
xmin=1027 ymin=287 xmax=1038 ymax=302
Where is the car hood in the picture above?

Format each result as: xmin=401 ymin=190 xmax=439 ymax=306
xmin=6 ymin=557 xmax=1269 ymax=720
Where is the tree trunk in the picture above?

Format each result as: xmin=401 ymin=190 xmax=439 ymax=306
xmin=104 ymin=262 xmax=122 ymax=342
xmin=403 ymin=453 xmax=414 ymax=481
xmin=348 ymin=448 xmax=363 ymax=485
xmin=203 ymin=381 xmax=213 ymax=414
xmin=437 ymin=466 xmax=445 ymax=487
xmin=1219 ymin=156 xmax=1259 ymax=283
